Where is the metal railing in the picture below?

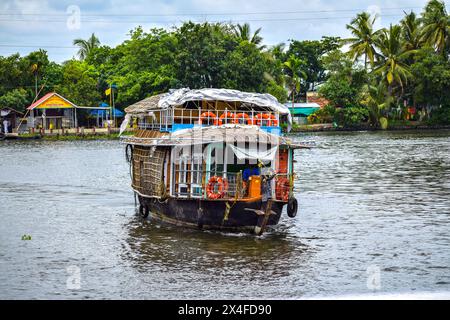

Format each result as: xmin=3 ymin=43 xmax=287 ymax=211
xmin=172 ymin=168 xmax=293 ymax=201
xmin=138 ymin=108 xmax=280 ymax=131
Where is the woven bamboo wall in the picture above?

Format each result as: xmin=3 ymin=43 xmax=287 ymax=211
xmin=132 ymin=145 xmax=167 ymax=197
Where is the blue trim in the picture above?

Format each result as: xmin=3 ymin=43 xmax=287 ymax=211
xmin=171 ymin=124 xmax=195 ymax=132
xmin=260 ymin=126 xmax=281 ymax=135
xmin=169 ymin=124 xmax=281 ymax=135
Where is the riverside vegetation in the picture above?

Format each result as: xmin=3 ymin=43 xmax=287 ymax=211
xmin=0 ymin=0 xmax=449 ymax=130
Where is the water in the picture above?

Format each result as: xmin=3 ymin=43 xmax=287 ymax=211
xmin=0 ymin=131 xmax=449 ymax=299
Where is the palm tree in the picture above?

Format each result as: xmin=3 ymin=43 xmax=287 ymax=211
xmin=283 ymin=55 xmax=307 ymax=107
xmin=233 ymin=23 xmax=265 ymax=48
xmin=73 ymin=33 xmax=100 ymax=60
xmin=420 ymin=0 xmax=450 ymax=55
xmin=401 ymin=11 xmax=424 ymax=51
xmin=363 ymin=83 xmax=393 ymax=126
xmin=345 ymin=12 xmax=380 ymax=71
xmin=29 ymin=49 xmax=48 ymax=98
xmin=373 ymin=25 xmax=416 ymax=95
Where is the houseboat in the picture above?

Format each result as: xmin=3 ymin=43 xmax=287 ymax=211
xmin=121 ymin=88 xmax=308 ymax=235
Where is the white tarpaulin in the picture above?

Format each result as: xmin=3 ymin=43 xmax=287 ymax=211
xmin=158 ymin=88 xmax=292 ymax=127
xmin=227 ymin=144 xmax=278 ymax=161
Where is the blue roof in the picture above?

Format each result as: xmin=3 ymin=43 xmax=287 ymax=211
xmin=89 ymin=107 xmax=124 ymax=117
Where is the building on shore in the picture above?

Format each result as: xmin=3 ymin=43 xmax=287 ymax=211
xmin=285 ymin=102 xmax=320 ymax=124
xmin=27 ymin=92 xmax=79 ymax=130
xmin=306 ymin=91 xmax=329 ymax=108
xmin=0 ymin=108 xmax=24 ymax=133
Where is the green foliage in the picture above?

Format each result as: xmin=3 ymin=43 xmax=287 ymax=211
xmin=286 ymin=36 xmax=341 ymax=92
xmin=54 ymin=60 xmax=101 ymax=107
xmin=345 ymin=12 xmax=379 ymax=68
xmin=73 ymin=33 xmax=100 ymax=60
xmin=410 ymin=47 xmax=450 ymax=106
xmin=0 ymin=88 xmax=29 ymax=111
xmin=221 ymin=41 xmax=267 ymax=92
xmin=1 ymin=2 xmax=450 ymax=129
xmin=266 ymin=80 xmax=288 ymax=103
xmin=319 ymin=50 xmax=366 ymax=107
xmin=307 ymin=105 xmax=335 ymax=124
xmin=333 ymin=106 xmax=369 ymax=127
xmin=428 ymin=105 xmax=450 ymax=124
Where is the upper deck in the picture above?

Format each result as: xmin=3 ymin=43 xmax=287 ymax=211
xmin=123 ymin=88 xmax=292 ymax=136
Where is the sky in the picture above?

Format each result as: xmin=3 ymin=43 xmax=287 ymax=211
xmin=0 ymin=0 xmax=449 ymax=62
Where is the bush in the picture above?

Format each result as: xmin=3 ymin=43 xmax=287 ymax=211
xmin=333 ymin=105 xmax=369 ymax=128
xmin=307 ymin=104 xmax=335 ymax=124
xmin=428 ymin=105 xmax=450 ymax=125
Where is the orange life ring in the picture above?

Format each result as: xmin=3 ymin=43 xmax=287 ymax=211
xmin=215 ymin=112 xmax=235 ymax=126
xmin=234 ymin=113 xmax=252 ymax=125
xmin=269 ymin=114 xmax=278 ymax=126
xmin=199 ymin=111 xmax=217 ymax=125
xmin=206 ymin=176 xmax=228 ymax=199
xmin=255 ymin=113 xmax=272 ymax=126
xmin=275 ymin=177 xmax=290 ymax=201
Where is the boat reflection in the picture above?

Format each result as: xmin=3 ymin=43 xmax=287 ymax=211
xmin=122 ymin=214 xmax=312 ymax=281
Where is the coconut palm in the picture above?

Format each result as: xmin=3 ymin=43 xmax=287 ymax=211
xmin=73 ymin=33 xmax=100 ymax=60
xmin=345 ymin=12 xmax=380 ymax=70
xmin=420 ymin=0 xmax=450 ymax=55
xmin=363 ymin=83 xmax=393 ymax=126
xmin=283 ymin=55 xmax=307 ymax=106
xmin=401 ymin=11 xmax=424 ymax=51
xmin=373 ymin=25 xmax=416 ymax=94
xmin=233 ymin=23 xmax=265 ymax=48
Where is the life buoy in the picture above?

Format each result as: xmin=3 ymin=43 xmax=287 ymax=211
xmin=275 ymin=177 xmax=290 ymax=201
xmin=255 ymin=113 xmax=272 ymax=126
xmin=215 ymin=112 xmax=235 ymax=126
xmin=206 ymin=176 xmax=228 ymax=199
xmin=287 ymin=197 xmax=298 ymax=218
xmin=269 ymin=114 xmax=279 ymax=127
xmin=234 ymin=113 xmax=252 ymax=125
xmin=199 ymin=111 xmax=217 ymax=125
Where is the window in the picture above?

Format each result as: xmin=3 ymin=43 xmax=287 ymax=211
xmin=191 ymin=156 xmax=203 ymax=197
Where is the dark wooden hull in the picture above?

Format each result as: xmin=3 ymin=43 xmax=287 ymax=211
xmin=138 ymin=196 xmax=285 ymax=234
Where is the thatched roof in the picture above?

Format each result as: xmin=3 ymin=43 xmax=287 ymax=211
xmin=124 ymin=93 xmax=167 ymax=115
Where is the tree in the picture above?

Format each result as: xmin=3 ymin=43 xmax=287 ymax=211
xmin=346 ymin=12 xmax=380 ymax=70
xmin=0 ymin=88 xmax=29 ymax=112
xmin=420 ymin=0 xmax=450 ymax=55
xmin=319 ymin=50 xmax=366 ymax=107
xmin=283 ymin=55 xmax=307 ymax=106
xmin=361 ymin=83 xmax=393 ymax=126
xmin=373 ymin=24 xmax=416 ymax=95
xmin=175 ymin=22 xmax=234 ymax=88
xmin=401 ymin=11 xmax=424 ymax=51
xmin=73 ymin=33 xmax=101 ymax=60
xmin=55 ymin=60 xmax=101 ymax=107
xmin=286 ymin=37 xmax=341 ymax=91
xmin=410 ymin=47 xmax=450 ymax=109
xmin=233 ymin=23 xmax=264 ymax=48
xmin=24 ymin=49 xmax=49 ymax=98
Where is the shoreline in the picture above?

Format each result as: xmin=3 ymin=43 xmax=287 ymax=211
xmin=290 ymin=123 xmax=450 ymax=133
xmin=2 ymin=125 xmax=450 ymax=141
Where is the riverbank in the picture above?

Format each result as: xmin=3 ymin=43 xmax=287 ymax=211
xmin=291 ymin=122 xmax=450 ymax=132
xmin=9 ymin=132 xmax=125 ymax=141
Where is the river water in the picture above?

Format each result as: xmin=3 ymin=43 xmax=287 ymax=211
xmin=0 ymin=130 xmax=449 ymax=299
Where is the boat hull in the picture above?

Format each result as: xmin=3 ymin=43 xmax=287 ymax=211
xmin=138 ymin=196 xmax=285 ymax=234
